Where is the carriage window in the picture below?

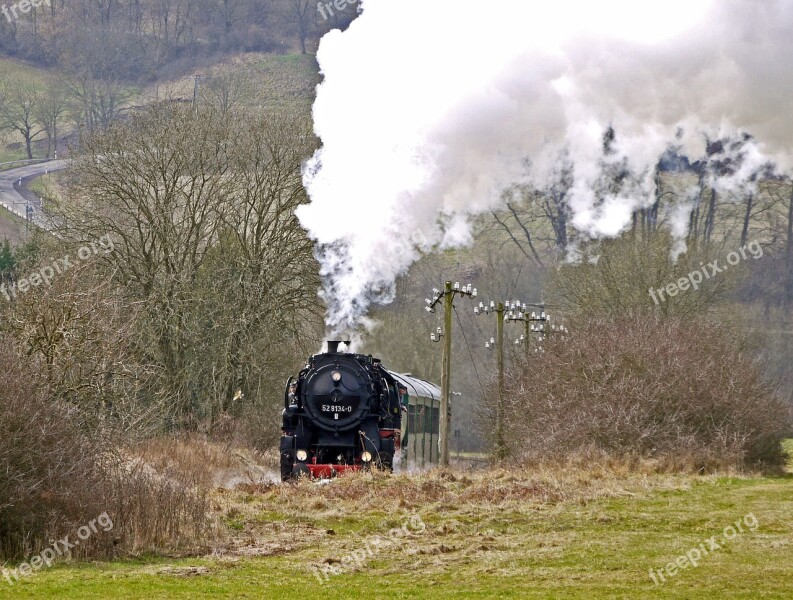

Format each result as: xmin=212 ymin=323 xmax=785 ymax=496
xmin=405 ymin=402 xmax=440 ymax=435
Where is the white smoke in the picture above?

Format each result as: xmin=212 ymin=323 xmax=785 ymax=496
xmin=297 ymin=0 xmax=793 ymax=333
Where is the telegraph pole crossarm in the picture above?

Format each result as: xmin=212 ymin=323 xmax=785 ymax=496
xmin=503 ymin=301 xmax=568 ymax=356
xmin=426 ymin=281 xmax=477 ymax=467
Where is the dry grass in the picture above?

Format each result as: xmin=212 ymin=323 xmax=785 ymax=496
xmin=128 ymin=437 xmax=724 ymax=560
xmin=133 ymin=435 xmax=279 ymax=490
xmin=7 ymin=438 xmax=793 ymax=597
xmin=197 ymin=463 xmax=708 ymax=583
xmin=110 ymin=436 xmax=704 ymax=563
xmin=88 ymin=437 xmax=773 ymax=564
xmin=225 ymin=462 xmax=700 ymax=525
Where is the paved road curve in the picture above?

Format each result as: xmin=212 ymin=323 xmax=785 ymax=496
xmin=0 ymin=160 xmax=67 ymax=225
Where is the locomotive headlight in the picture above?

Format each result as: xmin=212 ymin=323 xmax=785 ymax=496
xmin=331 ymin=370 xmax=342 ymax=382
xmin=296 ymin=449 xmax=308 ymax=462
xmin=361 ymin=451 xmax=372 ymax=463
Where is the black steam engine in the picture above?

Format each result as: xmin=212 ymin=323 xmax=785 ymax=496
xmin=280 ymin=341 xmax=403 ymax=480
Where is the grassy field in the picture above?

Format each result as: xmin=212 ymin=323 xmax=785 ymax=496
xmin=0 ymin=51 xmax=320 ymax=168
xmin=140 ymin=53 xmax=319 ymax=116
xmin=0 ymin=206 xmax=29 ymax=245
xmin=2 ymin=443 xmax=792 ymax=599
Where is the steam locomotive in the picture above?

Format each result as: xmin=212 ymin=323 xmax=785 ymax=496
xmin=280 ymin=341 xmax=438 ymax=480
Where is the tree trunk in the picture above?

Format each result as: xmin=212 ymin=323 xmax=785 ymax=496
xmin=785 ymin=186 xmax=793 ymax=303
xmin=740 ymin=193 xmax=753 ymax=247
xmin=704 ymin=188 xmax=717 ymax=244
xmin=24 ymin=131 xmax=33 ymax=159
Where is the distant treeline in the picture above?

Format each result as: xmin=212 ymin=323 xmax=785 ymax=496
xmin=0 ymin=0 xmax=358 ymax=74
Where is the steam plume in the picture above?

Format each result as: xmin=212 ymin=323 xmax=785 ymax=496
xmin=297 ymin=0 xmax=793 ymax=333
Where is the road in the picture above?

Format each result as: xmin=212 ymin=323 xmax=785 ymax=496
xmin=0 ymin=159 xmax=67 ymax=226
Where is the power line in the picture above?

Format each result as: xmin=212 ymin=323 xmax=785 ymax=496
xmin=453 ymin=304 xmax=489 ymax=402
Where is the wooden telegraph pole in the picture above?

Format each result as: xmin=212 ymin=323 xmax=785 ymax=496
xmin=426 ymin=281 xmax=477 ymax=466
xmin=440 ymin=281 xmax=453 ymax=466
xmin=496 ymin=302 xmax=505 ymax=460
xmin=475 ymin=300 xmax=507 ymax=460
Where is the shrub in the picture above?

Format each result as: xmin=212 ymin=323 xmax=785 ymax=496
xmin=500 ymin=317 xmax=790 ymax=471
xmin=0 ymin=338 xmax=109 ymax=559
xmin=0 ymin=337 xmax=214 ymax=562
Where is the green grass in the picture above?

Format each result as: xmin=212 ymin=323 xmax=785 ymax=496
xmin=0 ymin=56 xmax=51 ymax=86
xmin=239 ymin=53 xmax=320 ymax=112
xmin=783 ymin=439 xmax=793 ymax=468
xmin=4 ymin=463 xmax=793 ymax=599
xmin=25 ymin=173 xmax=54 ymax=197
xmin=0 ymin=148 xmax=31 ymax=165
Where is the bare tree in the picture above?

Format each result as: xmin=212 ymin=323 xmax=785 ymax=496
xmin=190 ymin=112 xmax=322 ymax=423
xmin=201 ymin=71 xmax=255 ymax=115
xmin=34 ymin=78 xmax=69 ymax=158
xmin=57 ymin=103 xmax=321 ymax=430
xmin=1 ymin=240 xmax=146 ymax=423
xmin=211 ymin=0 xmax=246 ymax=42
xmin=0 ymin=78 xmax=45 ymax=159
xmin=488 ymin=154 xmax=573 ymax=265
xmin=65 ymin=73 xmax=130 ymax=130
xmin=150 ymin=0 xmax=194 ymax=62
xmin=283 ymin=0 xmax=314 ymax=54
xmin=550 ymin=232 xmax=735 ymax=319
xmin=59 ymin=104 xmax=233 ymax=422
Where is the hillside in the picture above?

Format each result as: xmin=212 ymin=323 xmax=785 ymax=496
xmin=0 ymin=51 xmax=320 ymax=164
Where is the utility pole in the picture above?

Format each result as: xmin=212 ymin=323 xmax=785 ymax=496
xmin=427 ymin=281 xmax=477 ymax=466
xmin=496 ymin=303 xmax=504 ymax=459
xmin=192 ymin=74 xmax=204 ymax=112
xmin=441 ymin=282 xmax=453 ymax=466
xmin=474 ymin=300 xmax=506 ymax=459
